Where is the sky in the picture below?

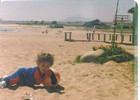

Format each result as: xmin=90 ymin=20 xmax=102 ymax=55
xmin=0 ymin=0 xmax=135 ymax=22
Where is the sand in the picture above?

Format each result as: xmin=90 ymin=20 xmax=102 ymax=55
xmin=0 ymin=24 xmax=137 ymax=100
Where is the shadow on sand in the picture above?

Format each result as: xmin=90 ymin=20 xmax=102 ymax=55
xmin=6 ymin=84 xmax=65 ymax=94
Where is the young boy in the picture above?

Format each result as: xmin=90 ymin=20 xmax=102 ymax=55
xmin=0 ymin=52 xmax=57 ymax=88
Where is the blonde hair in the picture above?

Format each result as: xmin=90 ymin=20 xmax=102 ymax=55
xmin=36 ymin=52 xmax=54 ymax=66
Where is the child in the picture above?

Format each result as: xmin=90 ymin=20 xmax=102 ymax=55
xmin=0 ymin=52 xmax=58 ymax=88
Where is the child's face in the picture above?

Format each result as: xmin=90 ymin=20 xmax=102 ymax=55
xmin=38 ymin=62 xmax=51 ymax=73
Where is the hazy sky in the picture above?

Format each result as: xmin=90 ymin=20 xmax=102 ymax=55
xmin=0 ymin=0 xmax=135 ymax=22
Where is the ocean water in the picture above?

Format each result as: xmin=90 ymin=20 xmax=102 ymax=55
xmin=0 ymin=28 xmax=18 ymax=32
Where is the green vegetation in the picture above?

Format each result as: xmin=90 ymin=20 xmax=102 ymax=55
xmin=75 ymin=44 xmax=134 ymax=64
xmin=49 ymin=21 xmax=64 ymax=28
xmin=83 ymin=19 xmax=132 ymax=32
xmin=49 ymin=24 xmax=64 ymax=28
xmin=83 ymin=19 xmax=106 ymax=28
xmin=75 ymin=55 xmax=81 ymax=63
xmin=17 ymin=20 xmax=49 ymax=25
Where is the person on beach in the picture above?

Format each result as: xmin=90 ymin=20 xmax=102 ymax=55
xmin=0 ymin=52 xmax=58 ymax=89
xmin=93 ymin=26 xmax=96 ymax=33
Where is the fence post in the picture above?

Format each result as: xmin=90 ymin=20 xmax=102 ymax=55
xmin=115 ymin=35 xmax=118 ymax=40
xmin=87 ymin=33 xmax=89 ymax=40
xmin=87 ymin=33 xmax=91 ymax=41
xmin=104 ymin=34 xmax=106 ymax=42
xmin=92 ymin=33 xmax=94 ymax=40
xmin=65 ymin=32 xmax=67 ymax=41
xmin=69 ymin=32 xmax=72 ymax=41
xmin=129 ymin=35 xmax=132 ymax=42
xmin=89 ymin=33 xmax=91 ymax=41
xmin=121 ymin=35 xmax=124 ymax=43
xmin=98 ymin=34 xmax=100 ymax=40
xmin=64 ymin=32 xmax=72 ymax=41
xmin=109 ymin=34 xmax=112 ymax=40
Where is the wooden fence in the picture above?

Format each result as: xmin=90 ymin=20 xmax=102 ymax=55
xmin=64 ymin=32 xmax=133 ymax=45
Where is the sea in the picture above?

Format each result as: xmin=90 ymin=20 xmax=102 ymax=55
xmin=0 ymin=28 xmax=19 ymax=32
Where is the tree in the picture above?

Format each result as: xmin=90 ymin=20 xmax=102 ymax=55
xmin=84 ymin=19 xmax=101 ymax=27
xmin=128 ymin=7 xmax=134 ymax=13
xmin=34 ymin=21 xmax=39 ymax=25
xmin=40 ymin=20 xmax=45 ymax=25
xmin=49 ymin=21 xmax=64 ymax=28
xmin=51 ymin=21 xmax=57 ymax=25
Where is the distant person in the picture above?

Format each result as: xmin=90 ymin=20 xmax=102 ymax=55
xmin=93 ymin=26 xmax=96 ymax=33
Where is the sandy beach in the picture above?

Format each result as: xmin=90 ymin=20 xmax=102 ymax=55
xmin=0 ymin=24 xmax=137 ymax=100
